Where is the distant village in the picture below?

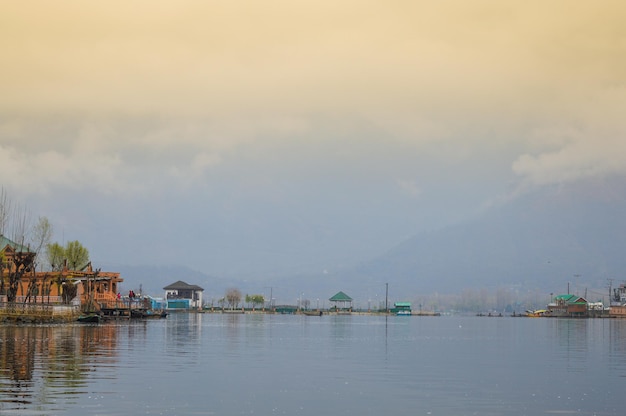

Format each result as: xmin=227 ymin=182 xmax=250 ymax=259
xmin=2 ymin=232 xmax=626 ymax=323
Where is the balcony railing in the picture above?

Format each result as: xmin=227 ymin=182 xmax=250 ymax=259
xmin=14 ymin=296 xmax=63 ymax=304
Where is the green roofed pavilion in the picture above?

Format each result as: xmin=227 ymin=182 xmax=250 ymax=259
xmin=329 ymin=291 xmax=352 ymax=302
xmin=329 ymin=291 xmax=353 ymax=311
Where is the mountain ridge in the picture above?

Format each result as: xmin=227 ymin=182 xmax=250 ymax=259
xmin=112 ymin=176 xmax=626 ymax=306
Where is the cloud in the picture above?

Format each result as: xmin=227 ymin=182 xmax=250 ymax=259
xmin=168 ymin=151 xmax=222 ymax=188
xmin=0 ymin=140 xmax=123 ymax=196
xmin=396 ymin=180 xmax=422 ymax=198
xmin=2 ymin=1 xmax=626 ymax=271
xmin=512 ymin=86 xmax=626 ymax=188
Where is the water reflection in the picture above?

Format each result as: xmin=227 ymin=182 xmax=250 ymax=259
xmin=165 ymin=311 xmax=202 ymax=347
xmin=552 ymin=318 xmax=589 ymax=374
xmin=1 ymin=316 xmax=626 ymax=416
xmin=609 ymin=320 xmax=626 ymax=378
xmin=554 ymin=318 xmax=589 ymax=349
xmin=0 ymin=324 xmax=119 ymax=412
xmin=550 ymin=319 xmax=626 ymax=379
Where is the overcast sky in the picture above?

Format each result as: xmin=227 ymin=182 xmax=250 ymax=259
xmin=1 ymin=1 xmax=625 ymax=278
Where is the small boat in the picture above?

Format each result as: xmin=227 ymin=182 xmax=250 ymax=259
xmin=131 ymin=309 xmax=168 ymax=319
xmin=143 ymin=309 xmax=167 ymax=319
xmin=526 ymin=309 xmax=549 ymax=317
xmin=303 ymin=310 xmax=323 ymax=316
xmin=77 ymin=314 xmax=101 ymax=323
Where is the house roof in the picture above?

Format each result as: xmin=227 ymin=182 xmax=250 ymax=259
xmin=329 ymin=291 xmax=352 ymax=302
xmin=554 ymin=294 xmax=587 ymax=304
xmin=163 ymin=280 xmax=204 ymax=291
xmin=0 ymin=234 xmax=31 ymax=253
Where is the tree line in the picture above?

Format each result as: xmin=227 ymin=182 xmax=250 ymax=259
xmin=212 ymin=288 xmax=266 ymax=310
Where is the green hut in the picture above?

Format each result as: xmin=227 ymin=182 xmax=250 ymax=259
xmin=329 ymin=291 xmax=353 ymax=311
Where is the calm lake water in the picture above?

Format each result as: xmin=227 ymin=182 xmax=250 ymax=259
xmin=1 ymin=313 xmax=626 ymax=415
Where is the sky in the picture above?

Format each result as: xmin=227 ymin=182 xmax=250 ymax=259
xmin=1 ymin=1 xmax=625 ymax=279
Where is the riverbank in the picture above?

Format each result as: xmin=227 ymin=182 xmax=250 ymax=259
xmin=0 ymin=302 xmax=80 ymax=323
xmin=195 ymin=308 xmax=441 ymax=316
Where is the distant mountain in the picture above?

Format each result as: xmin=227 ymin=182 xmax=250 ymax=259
xmin=266 ymin=176 xmax=626 ymax=305
xmin=350 ymin=176 xmax=626 ymax=296
xmin=99 ymin=264 xmax=234 ymax=299
xmin=103 ymin=176 xmax=626 ymax=306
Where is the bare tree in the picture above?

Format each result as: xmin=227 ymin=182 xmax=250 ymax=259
xmin=10 ymin=201 xmax=31 ymax=249
xmin=29 ymin=217 xmax=53 ymax=268
xmin=5 ymin=250 xmax=35 ymax=303
xmin=0 ymin=187 xmax=11 ymax=297
xmin=0 ymin=187 xmax=11 ymax=236
xmin=225 ymin=288 xmax=242 ymax=310
xmin=0 ymin=191 xmax=58 ymax=303
xmin=0 ymin=192 xmax=36 ymax=303
xmin=18 ymin=217 xmax=54 ymax=303
xmin=24 ymin=265 xmax=39 ymax=304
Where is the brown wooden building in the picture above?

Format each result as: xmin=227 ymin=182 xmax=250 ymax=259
xmin=1 ymin=234 xmax=122 ymax=308
xmin=29 ymin=263 xmax=123 ymax=308
xmin=548 ymin=294 xmax=589 ymax=317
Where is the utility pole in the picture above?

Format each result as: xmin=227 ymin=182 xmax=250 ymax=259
xmin=573 ymin=274 xmax=581 ymax=295
xmin=385 ymin=282 xmax=389 ymax=314
xmin=264 ymin=286 xmax=273 ymax=310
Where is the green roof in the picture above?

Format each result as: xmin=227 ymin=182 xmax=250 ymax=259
xmin=329 ymin=291 xmax=352 ymax=302
xmin=554 ymin=294 xmax=587 ymax=304
xmin=394 ymin=302 xmax=411 ymax=307
xmin=0 ymin=234 xmax=31 ymax=253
